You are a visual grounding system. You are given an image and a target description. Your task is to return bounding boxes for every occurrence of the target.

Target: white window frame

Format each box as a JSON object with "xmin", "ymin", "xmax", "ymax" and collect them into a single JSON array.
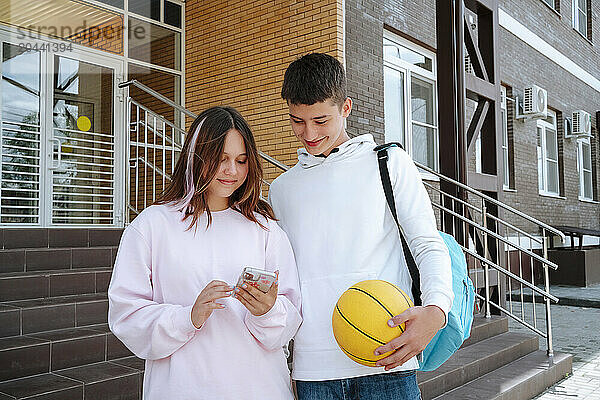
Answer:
[
  {"xmin": 577, "ymin": 137, "xmax": 594, "ymax": 201},
  {"xmin": 537, "ymin": 110, "xmax": 560, "ymax": 196},
  {"xmin": 572, "ymin": 0, "xmax": 589, "ymax": 38},
  {"xmin": 500, "ymin": 86, "xmax": 510, "ymax": 189},
  {"xmin": 542, "ymin": 0, "xmax": 557, "ymax": 10},
  {"xmin": 383, "ymin": 32, "xmax": 439, "ymax": 174}
]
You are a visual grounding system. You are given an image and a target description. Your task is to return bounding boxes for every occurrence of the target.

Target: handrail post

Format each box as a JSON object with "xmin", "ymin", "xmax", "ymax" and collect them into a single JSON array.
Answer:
[
  {"xmin": 125, "ymin": 95, "xmax": 132, "ymax": 224},
  {"xmin": 482, "ymin": 202, "xmax": 491, "ymax": 318},
  {"xmin": 543, "ymin": 233, "xmax": 554, "ymax": 357}
]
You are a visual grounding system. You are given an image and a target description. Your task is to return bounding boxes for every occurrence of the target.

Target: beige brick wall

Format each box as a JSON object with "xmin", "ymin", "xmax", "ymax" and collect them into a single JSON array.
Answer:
[
  {"xmin": 69, "ymin": 15, "xmax": 124, "ymax": 56},
  {"xmin": 185, "ymin": 0, "xmax": 344, "ymax": 184}
]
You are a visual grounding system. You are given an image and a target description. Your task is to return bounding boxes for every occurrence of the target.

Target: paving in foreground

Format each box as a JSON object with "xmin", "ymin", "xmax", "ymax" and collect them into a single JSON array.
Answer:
[{"xmin": 506, "ymin": 288, "xmax": 600, "ymax": 400}]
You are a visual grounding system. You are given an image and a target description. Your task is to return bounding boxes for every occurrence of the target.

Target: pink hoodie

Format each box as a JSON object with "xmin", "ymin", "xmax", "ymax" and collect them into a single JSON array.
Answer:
[{"xmin": 108, "ymin": 204, "xmax": 302, "ymax": 399}]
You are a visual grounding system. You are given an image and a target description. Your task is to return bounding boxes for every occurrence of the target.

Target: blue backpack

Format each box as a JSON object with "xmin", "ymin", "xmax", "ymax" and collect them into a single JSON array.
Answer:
[{"xmin": 375, "ymin": 143, "xmax": 476, "ymax": 371}]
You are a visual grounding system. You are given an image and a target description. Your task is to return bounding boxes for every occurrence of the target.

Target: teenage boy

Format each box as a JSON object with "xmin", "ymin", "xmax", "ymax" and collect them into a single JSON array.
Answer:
[{"xmin": 268, "ymin": 53, "xmax": 453, "ymax": 400}]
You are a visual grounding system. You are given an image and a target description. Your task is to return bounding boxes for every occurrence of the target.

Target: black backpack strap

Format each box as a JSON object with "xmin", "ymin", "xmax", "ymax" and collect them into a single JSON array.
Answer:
[{"xmin": 374, "ymin": 143, "xmax": 422, "ymax": 306}]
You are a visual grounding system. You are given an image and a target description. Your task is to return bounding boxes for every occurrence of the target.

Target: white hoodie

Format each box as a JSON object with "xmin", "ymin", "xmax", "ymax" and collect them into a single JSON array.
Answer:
[{"xmin": 268, "ymin": 134, "xmax": 453, "ymax": 381}]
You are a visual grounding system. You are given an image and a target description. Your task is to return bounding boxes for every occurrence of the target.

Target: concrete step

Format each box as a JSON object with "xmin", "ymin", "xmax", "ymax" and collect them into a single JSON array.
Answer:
[
  {"xmin": 461, "ymin": 315, "xmax": 508, "ymax": 348},
  {"xmin": 0, "ymin": 228, "xmax": 124, "ymax": 250},
  {"xmin": 0, "ymin": 373, "xmax": 83, "ymax": 400},
  {"xmin": 418, "ymin": 332, "xmax": 540, "ymax": 399},
  {"xmin": 0, "ymin": 268, "xmax": 112, "ymax": 302},
  {"xmin": 0, "ymin": 361, "xmax": 142, "ymax": 400},
  {"xmin": 111, "ymin": 355, "xmax": 146, "ymax": 371},
  {"xmin": 432, "ymin": 351, "xmax": 573, "ymax": 400},
  {"xmin": 1, "ymin": 293, "xmax": 108, "ymax": 335},
  {"xmin": 0, "ymin": 324, "xmax": 133, "ymax": 381},
  {"xmin": 0, "ymin": 247, "xmax": 117, "ymax": 274}
]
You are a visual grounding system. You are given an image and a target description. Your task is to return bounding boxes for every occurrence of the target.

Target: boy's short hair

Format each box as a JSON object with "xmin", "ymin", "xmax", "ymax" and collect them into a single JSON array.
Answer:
[{"xmin": 281, "ymin": 53, "xmax": 347, "ymax": 108}]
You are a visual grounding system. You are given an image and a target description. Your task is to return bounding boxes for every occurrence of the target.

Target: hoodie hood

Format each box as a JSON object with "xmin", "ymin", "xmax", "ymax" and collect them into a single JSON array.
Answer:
[{"xmin": 297, "ymin": 134, "xmax": 376, "ymax": 169}]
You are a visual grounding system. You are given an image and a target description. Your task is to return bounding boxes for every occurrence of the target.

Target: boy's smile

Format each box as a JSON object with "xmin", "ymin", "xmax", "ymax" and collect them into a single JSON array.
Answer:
[{"xmin": 288, "ymin": 98, "xmax": 352, "ymax": 156}]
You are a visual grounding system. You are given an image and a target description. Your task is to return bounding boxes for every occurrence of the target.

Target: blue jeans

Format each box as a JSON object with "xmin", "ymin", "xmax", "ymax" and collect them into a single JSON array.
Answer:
[{"xmin": 295, "ymin": 371, "xmax": 421, "ymax": 400}]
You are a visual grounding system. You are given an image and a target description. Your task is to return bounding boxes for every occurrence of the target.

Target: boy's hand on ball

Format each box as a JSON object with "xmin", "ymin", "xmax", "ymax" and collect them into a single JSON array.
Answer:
[
  {"xmin": 234, "ymin": 271, "xmax": 279, "ymax": 316},
  {"xmin": 374, "ymin": 305, "xmax": 445, "ymax": 370}
]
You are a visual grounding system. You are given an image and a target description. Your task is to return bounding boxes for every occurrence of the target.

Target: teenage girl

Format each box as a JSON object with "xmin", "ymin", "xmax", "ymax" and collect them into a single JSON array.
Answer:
[{"xmin": 108, "ymin": 106, "xmax": 302, "ymax": 399}]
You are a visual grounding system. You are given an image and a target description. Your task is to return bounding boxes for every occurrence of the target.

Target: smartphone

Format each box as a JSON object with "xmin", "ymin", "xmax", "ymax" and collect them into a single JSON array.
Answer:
[{"xmin": 236, "ymin": 266, "xmax": 277, "ymax": 293}]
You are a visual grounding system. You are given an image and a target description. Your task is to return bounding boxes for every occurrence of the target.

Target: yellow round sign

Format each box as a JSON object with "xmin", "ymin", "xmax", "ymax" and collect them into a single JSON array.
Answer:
[{"xmin": 77, "ymin": 116, "xmax": 91, "ymax": 132}]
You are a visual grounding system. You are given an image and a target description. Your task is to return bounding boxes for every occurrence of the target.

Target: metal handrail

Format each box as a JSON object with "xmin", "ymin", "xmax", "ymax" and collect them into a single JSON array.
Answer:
[
  {"xmin": 120, "ymin": 79, "xmax": 289, "ymax": 172},
  {"xmin": 423, "ymin": 181, "xmax": 544, "ymax": 245},
  {"xmin": 431, "ymin": 201, "xmax": 559, "ymax": 270},
  {"xmin": 120, "ymin": 79, "xmax": 196, "ymax": 119},
  {"xmin": 132, "ymin": 120, "xmax": 181, "ymax": 151},
  {"xmin": 130, "ymin": 156, "xmax": 172, "ymax": 181},
  {"xmin": 461, "ymin": 243, "xmax": 559, "ymax": 303},
  {"xmin": 416, "ymin": 162, "xmax": 566, "ymax": 242}
]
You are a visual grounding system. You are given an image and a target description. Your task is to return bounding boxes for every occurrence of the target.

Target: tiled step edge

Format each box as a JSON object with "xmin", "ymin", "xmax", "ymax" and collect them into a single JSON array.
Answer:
[
  {"xmin": 0, "ymin": 228, "xmax": 124, "ymax": 250},
  {"xmin": 0, "ymin": 361, "xmax": 140, "ymax": 400},
  {"xmin": 1, "ymin": 293, "xmax": 108, "ymax": 335},
  {"xmin": 418, "ymin": 332, "xmax": 539, "ymax": 400},
  {"xmin": 432, "ymin": 351, "xmax": 572, "ymax": 400},
  {"xmin": 0, "ymin": 268, "xmax": 112, "ymax": 302},
  {"xmin": 0, "ymin": 247, "xmax": 117, "ymax": 274},
  {"xmin": 0, "ymin": 325, "xmax": 133, "ymax": 381}
]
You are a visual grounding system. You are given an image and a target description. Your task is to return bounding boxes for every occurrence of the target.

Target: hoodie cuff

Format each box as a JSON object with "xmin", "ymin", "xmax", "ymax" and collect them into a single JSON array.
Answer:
[
  {"xmin": 177, "ymin": 305, "xmax": 203, "ymax": 334},
  {"xmin": 245, "ymin": 298, "xmax": 285, "ymax": 326},
  {"xmin": 423, "ymin": 295, "xmax": 452, "ymax": 329}
]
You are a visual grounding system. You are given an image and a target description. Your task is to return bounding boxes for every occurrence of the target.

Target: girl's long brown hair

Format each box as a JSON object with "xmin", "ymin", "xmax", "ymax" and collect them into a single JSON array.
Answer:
[{"xmin": 156, "ymin": 106, "xmax": 275, "ymax": 230}]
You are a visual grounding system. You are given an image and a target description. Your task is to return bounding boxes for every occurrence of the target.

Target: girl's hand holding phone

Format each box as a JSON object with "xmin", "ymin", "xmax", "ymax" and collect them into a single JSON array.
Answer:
[
  {"xmin": 191, "ymin": 280, "xmax": 233, "ymax": 328},
  {"xmin": 234, "ymin": 271, "xmax": 279, "ymax": 316}
]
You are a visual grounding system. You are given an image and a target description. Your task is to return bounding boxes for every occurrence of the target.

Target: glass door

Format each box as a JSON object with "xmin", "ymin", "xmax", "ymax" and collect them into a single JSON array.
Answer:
[
  {"xmin": 0, "ymin": 38, "xmax": 45, "ymax": 225},
  {"xmin": 0, "ymin": 29, "xmax": 124, "ymax": 226},
  {"xmin": 49, "ymin": 53, "xmax": 123, "ymax": 225}
]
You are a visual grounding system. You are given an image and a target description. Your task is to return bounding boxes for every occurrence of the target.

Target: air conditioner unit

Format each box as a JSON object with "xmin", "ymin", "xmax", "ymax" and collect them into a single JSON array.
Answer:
[
  {"xmin": 522, "ymin": 85, "xmax": 548, "ymax": 117},
  {"xmin": 572, "ymin": 110, "xmax": 592, "ymax": 136}
]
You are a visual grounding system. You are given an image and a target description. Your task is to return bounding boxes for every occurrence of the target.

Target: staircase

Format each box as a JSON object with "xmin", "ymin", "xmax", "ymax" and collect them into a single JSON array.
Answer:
[
  {"xmin": 418, "ymin": 316, "xmax": 572, "ymax": 399},
  {"xmin": 0, "ymin": 228, "xmax": 146, "ymax": 400},
  {"xmin": 0, "ymin": 230, "xmax": 573, "ymax": 400}
]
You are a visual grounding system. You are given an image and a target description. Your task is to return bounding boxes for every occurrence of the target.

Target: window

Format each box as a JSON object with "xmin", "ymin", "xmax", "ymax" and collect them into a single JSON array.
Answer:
[
  {"xmin": 572, "ymin": 0, "xmax": 592, "ymax": 41},
  {"xmin": 164, "ymin": 1, "xmax": 182, "ymax": 28},
  {"xmin": 129, "ymin": 0, "xmax": 161, "ymax": 20},
  {"xmin": 500, "ymin": 86, "xmax": 510, "ymax": 189},
  {"xmin": 577, "ymin": 137, "xmax": 593, "ymax": 200},
  {"xmin": 93, "ymin": 0, "xmax": 124, "ymax": 8},
  {"xmin": 128, "ymin": 17, "xmax": 182, "ymax": 71},
  {"xmin": 537, "ymin": 110, "xmax": 560, "ymax": 196},
  {"xmin": 542, "ymin": 0, "xmax": 559, "ymax": 12},
  {"xmin": 127, "ymin": 0, "xmax": 183, "ymax": 28},
  {"xmin": 383, "ymin": 33, "xmax": 438, "ymax": 171}
]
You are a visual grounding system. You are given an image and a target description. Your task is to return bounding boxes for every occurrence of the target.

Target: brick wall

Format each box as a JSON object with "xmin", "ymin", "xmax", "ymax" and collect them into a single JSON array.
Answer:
[
  {"xmin": 499, "ymin": 0, "xmax": 600, "ymax": 81},
  {"xmin": 185, "ymin": 0, "xmax": 344, "ymax": 184},
  {"xmin": 498, "ymin": 21, "xmax": 600, "ymax": 231},
  {"xmin": 69, "ymin": 15, "xmax": 124, "ymax": 56},
  {"xmin": 344, "ymin": 0, "xmax": 600, "ymax": 234},
  {"xmin": 345, "ymin": 0, "xmax": 436, "ymax": 143}
]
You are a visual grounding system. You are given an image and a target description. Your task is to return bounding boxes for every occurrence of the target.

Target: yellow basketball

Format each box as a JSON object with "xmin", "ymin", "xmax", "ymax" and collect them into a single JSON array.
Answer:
[{"xmin": 332, "ymin": 280, "xmax": 414, "ymax": 367}]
